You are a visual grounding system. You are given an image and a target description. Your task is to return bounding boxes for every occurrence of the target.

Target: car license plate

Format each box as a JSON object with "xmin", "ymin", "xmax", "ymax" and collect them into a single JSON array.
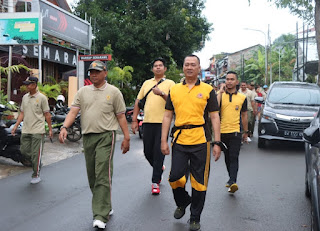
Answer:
[{"xmin": 284, "ymin": 130, "xmax": 303, "ymax": 138}]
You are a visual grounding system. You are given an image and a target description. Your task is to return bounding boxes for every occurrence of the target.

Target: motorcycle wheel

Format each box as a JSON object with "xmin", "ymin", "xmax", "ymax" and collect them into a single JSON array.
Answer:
[
  {"xmin": 66, "ymin": 124, "xmax": 82, "ymax": 142},
  {"xmin": 126, "ymin": 114, "xmax": 132, "ymax": 122}
]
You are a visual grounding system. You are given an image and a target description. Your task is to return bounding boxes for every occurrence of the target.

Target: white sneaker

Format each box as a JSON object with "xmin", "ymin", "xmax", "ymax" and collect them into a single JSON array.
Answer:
[
  {"xmin": 30, "ymin": 177, "xmax": 41, "ymax": 184},
  {"xmin": 109, "ymin": 209, "xmax": 114, "ymax": 216},
  {"xmin": 93, "ymin": 219, "xmax": 106, "ymax": 229},
  {"xmin": 247, "ymin": 137, "xmax": 252, "ymax": 142}
]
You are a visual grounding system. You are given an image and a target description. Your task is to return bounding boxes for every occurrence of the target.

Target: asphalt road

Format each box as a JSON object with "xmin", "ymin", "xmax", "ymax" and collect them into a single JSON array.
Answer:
[{"xmin": 0, "ymin": 133, "xmax": 311, "ymax": 231}]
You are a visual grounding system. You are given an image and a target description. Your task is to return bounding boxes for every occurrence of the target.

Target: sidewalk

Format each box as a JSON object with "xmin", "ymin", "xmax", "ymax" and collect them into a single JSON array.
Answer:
[{"xmin": 0, "ymin": 124, "xmax": 129, "ymax": 179}]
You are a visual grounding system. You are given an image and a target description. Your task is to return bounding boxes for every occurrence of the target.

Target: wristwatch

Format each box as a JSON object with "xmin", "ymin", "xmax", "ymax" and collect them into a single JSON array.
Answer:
[
  {"xmin": 161, "ymin": 91, "xmax": 165, "ymax": 96},
  {"xmin": 212, "ymin": 141, "xmax": 227, "ymax": 151},
  {"xmin": 61, "ymin": 126, "xmax": 68, "ymax": 130},
  {"xmin": 213, "ymin": 141, "xmax": 222, "ymax": 146},
  {"xmin": 244, "ymin": 130, "xmax": 249, "ymax": 134}
]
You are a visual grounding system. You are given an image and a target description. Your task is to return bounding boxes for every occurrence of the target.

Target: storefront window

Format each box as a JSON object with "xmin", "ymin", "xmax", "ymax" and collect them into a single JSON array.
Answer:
[{"xmin": 0, "ymin": 0, "xmax": 39, "ymax": 13}]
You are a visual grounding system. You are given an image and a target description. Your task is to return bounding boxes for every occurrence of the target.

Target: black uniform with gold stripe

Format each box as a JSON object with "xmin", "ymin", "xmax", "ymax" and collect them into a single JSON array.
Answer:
[{"xmin": 165, "ymin": 79, "xmax": 219, "ymax": 222}]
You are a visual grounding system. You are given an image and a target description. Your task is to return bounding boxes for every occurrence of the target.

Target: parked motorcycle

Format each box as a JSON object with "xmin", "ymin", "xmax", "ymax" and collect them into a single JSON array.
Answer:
[
  {"xmin": 137, "ymin": 110, "xmax": 144, "ymax": 139},
  {"xmin": 66, "ymin": 113, "xmax": 81, "ymax": 142},
  {"xmin": 0, "ymin": 103, "xmax": 31, "ymax": 166},
  {"xmin": 46, "ymin": 110, "xmax": 82, "ymax": 142},
  {"xmin": 125, "ymin": 106, "xmax": 134, "ymax": 122}
]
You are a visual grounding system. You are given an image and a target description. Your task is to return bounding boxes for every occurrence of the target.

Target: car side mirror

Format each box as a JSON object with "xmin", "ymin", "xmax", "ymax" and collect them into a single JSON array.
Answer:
[
  {"xmin": 255, "ymin": 96, "xmax": 264, "ymax": 104},
  {"xmin": 303, "ymin": 126, "xmax": 320, "ymax": 145}
]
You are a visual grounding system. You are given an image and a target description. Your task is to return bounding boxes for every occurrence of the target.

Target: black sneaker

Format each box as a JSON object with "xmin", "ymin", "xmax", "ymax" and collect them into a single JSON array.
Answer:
[
  {"xmin": 189, "ymin": 220, "xmax": 201, "ymax": 231},
  {"xmin": 174, "ymin": 200, "xmax": 191, "ymax": 219}
]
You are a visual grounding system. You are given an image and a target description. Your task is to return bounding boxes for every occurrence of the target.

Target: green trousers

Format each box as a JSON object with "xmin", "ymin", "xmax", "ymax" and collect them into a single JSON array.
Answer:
[
  {"xmin": 20, "ymin": 133, "xmax": 45, "ymax": 178},
  {"xmin": 247, "ymin": 110, "xmax": 255, "ymax": 135},
  {"xmin": 83, "ymin": 131, "xmax": 116, "ymax": 223}
]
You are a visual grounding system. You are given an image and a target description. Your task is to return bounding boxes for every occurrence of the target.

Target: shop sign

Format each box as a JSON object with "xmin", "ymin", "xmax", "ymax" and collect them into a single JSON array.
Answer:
[
  {"xmin": 40, "ymin": 0, "xmax": 91, "ymax": 50},
  {"xmin": 79, "ymin": 54, "xmax": 112, "ymax": 61},
  {"xmin": 0, "ymin": 12, "xmax": 41, "ymax": 45},
  {"xmin": 22, "ymin": 42, "xmax": 77, "ymax": 67}
]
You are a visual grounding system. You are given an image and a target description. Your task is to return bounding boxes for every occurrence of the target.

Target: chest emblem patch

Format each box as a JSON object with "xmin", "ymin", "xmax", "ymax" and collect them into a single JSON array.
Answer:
[
  {"xmin": 197, "ymin": 93, "xmax": 203, "ymax": 99},
  {"xmin": 235, "ymin": 105, "xmax": 239, "ymax": 110},
  {"xmin": 106, "ymin": 95, "xmax": 111, "ymax": 100}
]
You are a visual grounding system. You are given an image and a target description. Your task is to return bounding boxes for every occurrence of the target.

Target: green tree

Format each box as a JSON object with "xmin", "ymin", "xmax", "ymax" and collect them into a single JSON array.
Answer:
[
  {"xmin": 74, "ymin": 0, "xmax": 212, "ymax": 85},
  {"xmin": 262, "ymin": 0, "xmax": 320, "ymax": 85},
  {"xmin": 0, "ymin": 64, "xmax": 29, "ymax": 91},
  {"xmin": 269, "ymin": 34, "xmax": 296, "ymax": 81},
  {"xmin": 236, "ymin": 34, "xmax": 296, "ymax": 85},
  {"xmin": 108, "ymin": 66, "xmax": 134, "ymax": 88},
  {"xmin": 241, "ymin": 48, "xmax": 266, "ymax": 85}
]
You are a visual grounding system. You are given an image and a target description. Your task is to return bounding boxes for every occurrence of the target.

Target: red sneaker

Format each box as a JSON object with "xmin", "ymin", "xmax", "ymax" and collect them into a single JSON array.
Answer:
[{"xmin": 152, "ymin": 183, "xmax": 160, "ymax": 195}]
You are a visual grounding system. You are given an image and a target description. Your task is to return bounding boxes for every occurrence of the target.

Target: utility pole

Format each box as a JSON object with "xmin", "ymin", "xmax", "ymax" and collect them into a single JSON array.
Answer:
[
  {"xmin": 7, "ymin": 0, "xmax": 13, "ymax": 101},
  {"xmin": 279, "ymin": 47, "xmax": 281, "ymax": 81},
  {"xmin": 302, "ymin": 23, "xmax": 305, "ymax": 82},
  {"xmin": 296, "ymin": 22, "xmax": 299, "ymax": 81},
  {"xmin": 268, "ymin": 24, "xmax": 272, "ymax": 85}
]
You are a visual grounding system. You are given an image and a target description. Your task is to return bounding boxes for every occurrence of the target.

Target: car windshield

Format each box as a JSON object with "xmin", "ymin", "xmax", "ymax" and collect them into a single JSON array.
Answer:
[{"xmin": 268, "ymin": 85, "xmax": 320, "ymax": 106}]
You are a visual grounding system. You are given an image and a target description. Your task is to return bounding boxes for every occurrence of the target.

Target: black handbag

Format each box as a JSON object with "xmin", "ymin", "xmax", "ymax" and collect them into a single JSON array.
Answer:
[{"xmin": 138, "ymin": 79, "xmax": 164, "ymax": 110}]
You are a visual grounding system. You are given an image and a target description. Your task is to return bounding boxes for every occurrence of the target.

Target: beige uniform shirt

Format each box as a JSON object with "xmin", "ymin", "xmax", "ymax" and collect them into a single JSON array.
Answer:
[
  {"xmin": 137, "ymin": 78, "xmax": 175, "ymax": 123},
  {"xmin": 72, "ymin": 82, "xmax": 126, "ymax": 134},
  {"xmin": 239, "ymin": 89, "xmax": 254, "ymax": 111},
  {"xmin": 21, "ymin": 91, "xmax": 50, "ymax": 134}
]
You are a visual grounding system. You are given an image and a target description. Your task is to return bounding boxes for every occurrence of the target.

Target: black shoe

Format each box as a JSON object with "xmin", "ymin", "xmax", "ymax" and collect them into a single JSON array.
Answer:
[
  {"xmin": 189, "ymin": 220, "xmax": 201, "ymax": 231},
  {"xmin": 174, "ymin": 200, "xmax": 191, "ymax": 219}
]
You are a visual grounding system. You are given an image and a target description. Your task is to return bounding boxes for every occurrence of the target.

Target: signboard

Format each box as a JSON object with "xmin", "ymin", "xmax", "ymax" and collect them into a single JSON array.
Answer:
[
  {"xmin": 40, "ymin": 0, "xmax": 92, "ymax": 50},
  {"xmin": 0, "ymin": 12, "xmax": 41, "ymax": 45},
  {"xmin": 22, "ymin": 42, "xmax": 77, "ymax": 67},
  {"xmin": 79, "ymin": 54, "xmax": 112, "ymax": 61}
]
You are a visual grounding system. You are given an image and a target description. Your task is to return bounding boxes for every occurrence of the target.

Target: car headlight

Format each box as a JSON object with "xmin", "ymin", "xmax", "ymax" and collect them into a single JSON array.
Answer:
[{"xmin": 262, "ymin": 110, "xmax": 276, "ymax": 121}]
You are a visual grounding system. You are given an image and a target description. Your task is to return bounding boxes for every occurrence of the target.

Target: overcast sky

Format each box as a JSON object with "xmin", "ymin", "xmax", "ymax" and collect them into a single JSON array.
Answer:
[
  {"xmin": 194, "ymin": 0, "xmax": 306, "ymax": 67},
  {"xmin": 67, "ymin": 0, "xmax": 304, "ymax": 67}
]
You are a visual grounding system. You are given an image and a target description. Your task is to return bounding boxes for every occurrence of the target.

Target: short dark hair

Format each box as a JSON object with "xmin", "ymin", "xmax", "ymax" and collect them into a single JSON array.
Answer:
[
  {"xmin": 152, "ymin": 57, "xmax": 166, "ymax": 67},
  {"xmin": 241, "ymin": 81, "xmax": 247, "ymax": 84},
  {"xmin": 184, "ymin": 54, "xmax": 200, "ymax": 65},
  {"xmin": 226, "ymin": 71, "xmax": 238, "ymax": 79}
]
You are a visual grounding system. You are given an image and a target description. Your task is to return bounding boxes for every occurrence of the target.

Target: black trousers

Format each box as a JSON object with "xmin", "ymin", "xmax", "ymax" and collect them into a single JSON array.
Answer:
[
  {"xmin": 143, "ymin": 123, "xmax": 165, "ymax": 183},
  {"xmin": 221, "ymin": 132, "xmax": 242, "ymax": 184},
  {"xmin": 169, "ymin": 142, "xmax": 211, "ymax": 222}
]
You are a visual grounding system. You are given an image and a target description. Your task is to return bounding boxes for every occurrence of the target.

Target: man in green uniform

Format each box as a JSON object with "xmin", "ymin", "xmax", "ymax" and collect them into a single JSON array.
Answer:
[
  {"xmin": 11, "ymin": 76, "xmax": 53, "ymax": 184},
  {"xmin": 59, "ymin": 60, "xmax": 130, "ymax": 229},
  {"xmin": 239, "ymin": 81, "xmax": 256, "ymax": 139},
  {"xmin": 161, "ymin": 55, "xmax": 222, "ymax": 231}
]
